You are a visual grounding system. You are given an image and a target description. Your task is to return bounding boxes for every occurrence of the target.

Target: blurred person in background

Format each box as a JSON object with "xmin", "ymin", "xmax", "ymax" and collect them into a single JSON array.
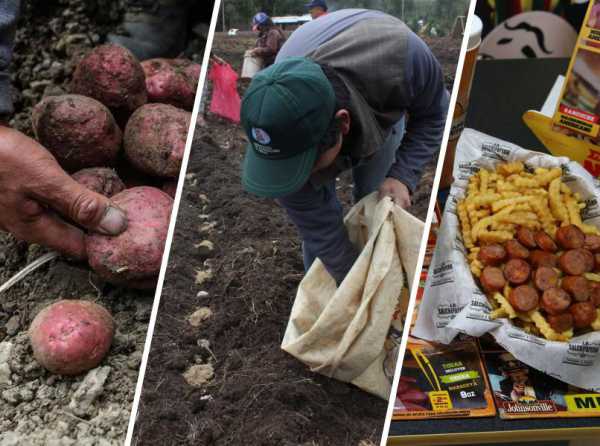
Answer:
[
  {"xmin": 306, "ymin": 0, "xmax": 328, "ymax": 20},
  {"xmin": 250, "ymin": 12, "xmax": 286, "ymax": 68}
]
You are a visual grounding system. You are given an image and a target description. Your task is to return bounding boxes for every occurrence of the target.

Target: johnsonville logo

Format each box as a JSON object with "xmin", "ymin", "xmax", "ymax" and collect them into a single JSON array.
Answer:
[
  {"xmin": 568, "ymin": 342, "xmax": 599, "ymax": 354},
  {"xmin": 481, "ymin": 143, "xmax": 510, "ymax": 159},
  {"xmin": 502, "ymin": 400, "xmax": 556, "ymax": 414},
  {"xmin": 437, "ymin": 304, "xmax": 462, "ymax": 315},
  {"xmin": 458, "ymin": 163, "xmax": 480, "ymax": 174},
  {"xmin": 433, "ymin": 263, "xmax": 453, "ymax": 275}
]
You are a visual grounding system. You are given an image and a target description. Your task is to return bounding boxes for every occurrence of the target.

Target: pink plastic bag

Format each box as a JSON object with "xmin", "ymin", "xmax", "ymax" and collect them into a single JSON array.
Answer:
[{"xmin": 209, "ymin": 62, "xmax": 241, "ymax": 123}]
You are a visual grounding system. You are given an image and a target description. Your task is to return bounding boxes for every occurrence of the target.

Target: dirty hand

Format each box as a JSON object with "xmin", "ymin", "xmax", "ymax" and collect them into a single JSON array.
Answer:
[
  {"xmin": 0, "ymin": 126, "xmax": 127, "ymax": 259},
  {"xmin": 378, "ymin": 177, "xmax": 411, "ymax": 208}
]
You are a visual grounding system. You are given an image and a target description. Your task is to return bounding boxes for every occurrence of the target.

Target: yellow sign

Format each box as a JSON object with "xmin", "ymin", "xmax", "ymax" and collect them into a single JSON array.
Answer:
[
  {"xmin": 429, "ymin": 391, "xmax": 453, "ymax": 412},
  {"xmin": 565, "ymin": 394, "xmax": 600, "ymax": 413}
]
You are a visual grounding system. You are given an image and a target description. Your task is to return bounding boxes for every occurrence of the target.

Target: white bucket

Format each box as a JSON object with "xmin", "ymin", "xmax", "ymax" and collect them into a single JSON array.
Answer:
[{"xmin": 241, "ymin": 50, "xmax": 263, "ymax": 79}]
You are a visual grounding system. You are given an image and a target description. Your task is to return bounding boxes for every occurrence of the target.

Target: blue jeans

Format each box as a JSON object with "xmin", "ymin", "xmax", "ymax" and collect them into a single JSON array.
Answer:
[{"xmin": 302, "ymin": 117, "xmax": 406, "ymax": 270}]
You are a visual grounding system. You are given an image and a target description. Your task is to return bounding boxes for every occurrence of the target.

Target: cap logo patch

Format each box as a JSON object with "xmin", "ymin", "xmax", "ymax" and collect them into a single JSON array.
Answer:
[
  {"xmin": 253, "ymin": 143, "xmax": 280, "ymax": 156},
  {"xmin": 252, "ymin": 127, "xmax": 271, "ymax": 145}
]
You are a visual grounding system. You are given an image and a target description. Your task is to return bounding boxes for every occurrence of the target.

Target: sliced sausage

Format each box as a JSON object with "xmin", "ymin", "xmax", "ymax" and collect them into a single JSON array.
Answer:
[
  {"xmin": 547, "ymin": 313, "xmax": 574, "ymax": 333},
  {"xmin": 505, "ymin": 239, "xmax": 530, "ymax": 260},
  {"xmin": 509, "ymin": 285, "xmax": 539, "ymax": 312},
  {"xmin": 503, "ymin": 259, "xmax": 531, "ymax": 285},
  {"xmin": 559, "ymin": 250, "xmax": 591, "ymax": 276},
  {"xmin": 480, "ymin": 266, "xmax": 506, "ymax": 293},
  {"xmin": 580, "ymin": 249, "xmax": 595, "ymax": 273},
  {"xmin": 541, "ymin": 287, "xmax": 571, "ymax": 315},
  {"xmin": 530, "ymin": 250, "xmax": 558, "ymax": 268},
  {"xmin": 569, "ymin": 301, "xmax": 597, "ymax": 328},
  {"xmin": 517, "ymin": 226, "xmax": 537, "ymax": 249},
  {"xmin": 534, "ymin": 231, "xmax": 558, "ymax": 253},
  {"xmin": 477, "ymin": 244, "xmax": 506, "ymax": 266},
  {"xmin": 561, "ymin": 276, "xmax": 590, "ymax": 302},
  {"xmin": 533, "ymin": 266, "xmax": 558, "ymax": 291},
  {"xmin": 585, "ymin": 234, "xmax": 600, "ymax": 253},
  {"xmin": 590, "ymin": 282, "xmax": 600, "ymax": 307},
  {"xmin": 556, "ymin": 225, "xmax": 585, "ymax": 250}
]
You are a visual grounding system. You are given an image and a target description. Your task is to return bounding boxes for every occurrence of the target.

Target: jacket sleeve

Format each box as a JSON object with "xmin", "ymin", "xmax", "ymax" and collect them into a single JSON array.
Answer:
[
  {"xmin": 253, "ymin": 29, "xmax": 280, "ymax": 58},
  {"xmin": 386, "ymin": 32, "xmax": 449, "ymax": 192},
  {"xmin": 0, "ymin": 0, "xmax": 19, "ymax": 118},
  {"xmin": 278, "ymin": 180, "xmax": 359, "ymax": 285}
]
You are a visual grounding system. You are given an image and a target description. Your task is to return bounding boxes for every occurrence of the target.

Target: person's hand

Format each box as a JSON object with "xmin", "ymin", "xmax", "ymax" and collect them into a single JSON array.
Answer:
[
  {"xmin": 378, "ymin": 177, "xmax": 411, "ymax": 208},
  {"xmin": 0, "ymin": 126, "xmax": 127, "ymax": 259}
]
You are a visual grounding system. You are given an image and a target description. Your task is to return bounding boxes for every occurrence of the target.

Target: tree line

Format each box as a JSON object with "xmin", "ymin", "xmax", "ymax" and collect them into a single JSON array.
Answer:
[{"xmin": 220, "ymin": 0, "xmax": 469, "ymax": 36}]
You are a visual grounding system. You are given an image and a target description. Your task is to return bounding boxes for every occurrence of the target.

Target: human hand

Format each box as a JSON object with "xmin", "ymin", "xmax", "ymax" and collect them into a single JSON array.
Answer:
[
  {"xmin": 378, "ymin": 177, "xmax": 411, "ymax": 209},
  {"xmin": 0, "ymin": 126, "xmax": 127, "ymax": 259}
]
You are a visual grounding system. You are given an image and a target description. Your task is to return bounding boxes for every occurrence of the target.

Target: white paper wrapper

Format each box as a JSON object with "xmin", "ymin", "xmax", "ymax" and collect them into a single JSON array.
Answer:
[{"xmin": 413, "ymin": 128, "xmax": 600, "ymax": 392}]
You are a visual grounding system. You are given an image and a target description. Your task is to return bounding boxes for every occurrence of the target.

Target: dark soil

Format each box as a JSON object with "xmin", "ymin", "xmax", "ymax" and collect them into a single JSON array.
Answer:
[
  {"xmin": 0, "ymin": 1, "xmax": 211, "ymax": 444},
  {"xmin": 133, "ymin": 30, "xmax": 460, "ymax": 445}
]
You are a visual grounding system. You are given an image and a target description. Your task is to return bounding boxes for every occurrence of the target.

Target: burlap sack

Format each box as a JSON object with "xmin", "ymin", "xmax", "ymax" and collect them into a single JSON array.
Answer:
[{"xmin": 281, "ymin": 192, "xmax": 424, "ymax": 399}]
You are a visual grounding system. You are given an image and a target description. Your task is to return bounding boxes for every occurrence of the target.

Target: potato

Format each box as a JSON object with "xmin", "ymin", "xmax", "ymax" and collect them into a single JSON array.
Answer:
[
  {"xmin": 72, "ymin": 167, "xmax": 125, "ymax": 197},
  {"xmin": 32, "ymin": 94, "xmax": 122, "ymax": 171},
  {"xmin": 141, "ymin": 58, "xmax": 201, "ymax": 111},
  {"xmin": 29, "ymin": 300, "xmax": 114, "ymax": 375},
  {"xmin": 161, "ymin": 179, "xmax": 177, "ymax": 198},
  {"xmin": 124, "ymin": 103, "xmax": 191, "ymax": 178},
  {"xmin": 86, "ymin": 186, "xmax": 173, "ymax": 289},
  {"xmin": 70, "ymin": 44, "xmax": 147, "ymax": 119}
]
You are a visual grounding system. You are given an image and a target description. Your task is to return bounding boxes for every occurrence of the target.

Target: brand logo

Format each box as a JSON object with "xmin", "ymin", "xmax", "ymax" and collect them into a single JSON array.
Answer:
[{"xmin": 252, "ymin": 127, "xmax": 271, "ymax": 145}]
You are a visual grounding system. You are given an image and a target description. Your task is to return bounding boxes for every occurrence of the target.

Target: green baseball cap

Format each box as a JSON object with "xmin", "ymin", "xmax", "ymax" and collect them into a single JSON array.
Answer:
[{"xmin": 241, "ymin": 57, "xmax": 336, "ymax": 198}]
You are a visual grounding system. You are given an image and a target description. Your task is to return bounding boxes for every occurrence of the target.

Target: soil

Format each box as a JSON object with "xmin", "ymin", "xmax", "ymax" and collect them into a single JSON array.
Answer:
[
  {"xmin": 133, "ymin": 31, "xmax": 461, "ymax": 446},
  {"xmin": 0, "ymin": 1, "xmax": 210, "ymax": 445}
]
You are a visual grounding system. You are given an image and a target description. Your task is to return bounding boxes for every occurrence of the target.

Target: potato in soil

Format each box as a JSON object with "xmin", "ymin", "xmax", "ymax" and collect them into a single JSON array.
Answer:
[
  {"xmin": 70, "ymin": 43, "xmax": 147, "ymax": 118},
  {"xmin": 73, "ymin": 167, "xmax": 125, "ymax": 197},
  {"xmin": 86, "ymin": 186, "xmax": 173, "ymax": 289},
  {"xmin": 32, "ymin": 94, "xmax": 122, "ymax": 171},
  {"xmin": 142, "ymin": 58, "xmax": 201, "ymax": 111},
  {"xmin": 29, "ymin": 300, "xmax": 114, "ymax": 375},
  {"xmin": 124, "ymin": 103, "xmax": 191, "ymax": 178}
]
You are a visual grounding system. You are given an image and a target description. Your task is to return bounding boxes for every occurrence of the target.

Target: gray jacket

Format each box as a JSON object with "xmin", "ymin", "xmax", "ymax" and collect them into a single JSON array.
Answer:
[{"xmin": 276, "ymin": 9, "xmax": 449, "ymax": 283}]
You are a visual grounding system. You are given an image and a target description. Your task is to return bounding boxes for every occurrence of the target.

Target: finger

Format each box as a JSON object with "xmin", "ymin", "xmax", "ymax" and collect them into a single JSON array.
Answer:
[
  {"xmin": 14, "ymin": 212, "xmax": 87, "ymax": 259},
  {"xmin": 27, "ymin": 165, "xmax": 127, "ymax": 235}
]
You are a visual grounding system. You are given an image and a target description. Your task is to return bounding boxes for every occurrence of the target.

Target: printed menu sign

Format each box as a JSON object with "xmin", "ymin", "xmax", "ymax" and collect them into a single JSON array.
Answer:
[
  {"xmin": 393, "ymin": 337, "xmax": 496, "ymax": 420},
  {"xmin": 554, "ymin": 1, "xmax": 600, "ymax": 139}
]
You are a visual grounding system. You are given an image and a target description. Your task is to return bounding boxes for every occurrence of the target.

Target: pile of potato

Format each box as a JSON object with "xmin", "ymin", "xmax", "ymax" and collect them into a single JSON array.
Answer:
[{"xmin": 27, "ymin": 44, "xmax": 200, "ymax": 375}]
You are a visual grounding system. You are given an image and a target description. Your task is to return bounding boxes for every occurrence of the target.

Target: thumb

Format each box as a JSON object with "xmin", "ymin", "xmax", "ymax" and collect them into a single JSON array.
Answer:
[{"xmin": 32, "ymin": 172, "xmax": 128, "ymax": 236}]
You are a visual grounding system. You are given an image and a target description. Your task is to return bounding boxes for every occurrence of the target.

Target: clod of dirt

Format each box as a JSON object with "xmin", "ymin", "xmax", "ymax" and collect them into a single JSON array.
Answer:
[
  {"xmin": 183, "ymin": 363, "xmax": 214, "ymax": 387},
  {"xmin": 5, "ymin": 315, "xmax": 20, "ymax": 336},
  {"xmin": 198, "ymin": 221, "xmax": 217, "ymax": 235},
  {"xmin": 0, "ymin": 341, "xmax": 13, "ymax": 385},
  {"xmin": 188, "ymin": 307, "xmax": 213, "ymax": 327},
  {"xmin": 195, "ymin": 269, "xmax": 213, "ymax": 285},
  {"xmin": 195, "ymin": 240, "xmax": 214, "ymax": 258},
  {"xmin": 68, "ymin": 366, "xmax": 111, "ymax": 417}
]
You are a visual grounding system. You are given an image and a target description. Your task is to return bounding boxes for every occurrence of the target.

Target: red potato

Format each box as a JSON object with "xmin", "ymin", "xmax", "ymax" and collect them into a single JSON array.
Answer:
[
  {"xmin": 72, "ymin": 167, "xmax": 125, "ymax": 198},
  {"xmin": 141, "ymin": 58, "xmax": 201, "ymax": 111},
  {"xmin": 70, "ymin": 44, "xmax": 147, "ymax": 119},
  {"xmin": 124, "ymin": 103, "xmax": 191, "ymax": 178},
  {"xmin": 29, "ymin": 300, "xmax": 114, "ymax": 375},
  {"xmin": 86, "ymin": 186, "xmax": 173, "ymax": 289},
  {"xmin": 31, "ymin": 94, "xmax": 122, "ymax": 171}
]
